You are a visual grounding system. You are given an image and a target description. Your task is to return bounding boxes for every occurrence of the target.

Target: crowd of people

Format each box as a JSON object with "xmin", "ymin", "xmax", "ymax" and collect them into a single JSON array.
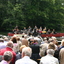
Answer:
[
  {"xmin": 0, "ymin": 26, "xmax": 63, "ymax": 64},
  {"xmin": 12, "ymin": 26, "xmax": 57, "ymax": 36}
]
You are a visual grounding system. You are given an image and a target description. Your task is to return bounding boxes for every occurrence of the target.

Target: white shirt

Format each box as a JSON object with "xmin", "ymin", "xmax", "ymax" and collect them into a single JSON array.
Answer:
[
  {"xmin": 15, "ymin": 56, "xmax": 37, "ymax": 64},
  {"xmin": 40, "ymin": 54, "xmax": 59, "ymax": 64}
]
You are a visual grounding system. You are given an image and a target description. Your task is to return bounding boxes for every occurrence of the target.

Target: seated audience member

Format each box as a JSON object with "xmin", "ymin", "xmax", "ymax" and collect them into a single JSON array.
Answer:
[
  {"xmin": 15, "ymin": 45, "xmax": 26, "ymax": 61},
  {"xmin": 51, "ymin": 29, "xmax": 57, "ymax": 34},
  {"xmin": 15, "ymin": 47, "xmax": 37, "ymax": 64},
  {"xmin": 42, "ymin": 27, "xmax": 47, "ymax": 34},
  {"xmin": 40, "ymin": 49, "xmax": 59, "ymax": 64},
  {"xmin": 0, "ymin": 41, "xmax": 16, "ymax": 64},
  {"xmin": 0, "ymin": 51, "xmax": 13, "ymax": 64},
  {"xmin": 46, "ymin": 29, "xmax": 51, "ymax": 34},
  {"xmin": 42, "ymin": 30, "xmax": 46, "ymax": 34},
  {"xmin": 12, "ymin": 26, "xmax": 20, "ymax": 34},
  {"xmin": 39, "ymin": 26, "xmax": 42, "ymax": 31},
  {"xmin": 23, "ymin": 27, "xmax": 27, "ymax": 34}
]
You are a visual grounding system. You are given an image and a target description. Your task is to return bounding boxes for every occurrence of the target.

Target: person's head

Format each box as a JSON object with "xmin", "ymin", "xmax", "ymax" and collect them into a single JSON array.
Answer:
[
  {"xmin": 11, "ymin": 36, "xmax": 17, "ymax": 43},
  {"xmin": 7, "ymin": 41, "xmax": 13, "ymax": 48},
  {"xmin": 51, "ymin": 36, "xmax": 58, "ymax": 45},
  {"xmin": 22, "ymin": 47, "xmax": 32, "ymax": 58},
  {"xmin": 39, "ymin": 50, "xmax": 45, "ymax": 57},
  {"xmin": 24, "ymin": 27, "xmax": 26, "ymax": 29},
  {"xmin": 48, "ymin": 43, "xmax": 55, "ymax": 50},
  {"xmin": 20, "ymin": 45, "xmax": 26, "ymax": 53},
  {"xmin": 0, "ymin": 38, "xmax": 4, "ymax": 42},
  {"xmin": 22, "ymin": 35, "xmax": 24, "ymax": 38},
  {"xmin": 4, "ymin": 37, "xmax": 8, "ymax": 41},
  {"xmin": 47, "ymin": 49, "xmax": 55, "ymax": 56},
  {"xmin": 3, "ymin": 51, "xmax": 13, "ymax": 62},
  {"xmin": 21, "ymin": 38, "xmax": 29, "ymax": 46},
  {"xmin": 51, "ymin": 36, "xmax": 56, "ymax": 40},
  {"xmin": 16, "ymin": 37, "xmax": 20, "ymax": 41},
  {"xmin": 48, "ymin": 38, "xmax": 53, "ymax": 43},
  {"xmin": 61, "ymin": 39, "xmax": 64, "ymax": 46}
]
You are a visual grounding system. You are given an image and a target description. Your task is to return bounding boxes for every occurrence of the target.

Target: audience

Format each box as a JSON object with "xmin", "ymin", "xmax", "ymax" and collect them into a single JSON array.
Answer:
[{"xmin": 0, "ymin": 26, "xmax": 63, "ymax": 64}]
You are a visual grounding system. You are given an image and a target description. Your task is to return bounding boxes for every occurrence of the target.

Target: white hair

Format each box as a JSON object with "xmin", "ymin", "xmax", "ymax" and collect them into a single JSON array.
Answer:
[
  {"xmin": 52, "ymin": 36, "xmax": 56, "ymax": 40},
  {"xmin": 22, "ymin": 47, "xmax": 32, "ymax": 57},
  {"xmin": 47, "ymin": 49, "xmax": 55, "ymax": 55}
]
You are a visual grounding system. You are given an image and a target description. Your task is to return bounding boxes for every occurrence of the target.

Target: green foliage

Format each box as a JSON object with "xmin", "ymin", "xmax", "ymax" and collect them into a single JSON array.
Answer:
[{"xmin": 0, "ymin": 0, "xmax": 64, "ymax": 32}]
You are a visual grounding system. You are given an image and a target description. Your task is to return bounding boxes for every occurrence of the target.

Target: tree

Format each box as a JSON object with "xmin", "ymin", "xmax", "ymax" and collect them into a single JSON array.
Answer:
[{"xmin": 0, "ymin": 0, "xmax": 64, "ymax": 32}]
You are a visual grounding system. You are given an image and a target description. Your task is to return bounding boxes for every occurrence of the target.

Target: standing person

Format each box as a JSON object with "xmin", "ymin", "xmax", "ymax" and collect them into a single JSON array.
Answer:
[
  {"xmin": 0, "ymin": 38, "xmax": 6, "ymax": 49},
  {"xmin": 15, "ymin": 45, "xmax": 26, "ymax": 61},
  {"xmin": 10, "ymin": 36, "xmax": 19, "ymax": 53},
  {"xmin": 59, "ymin": 48, "xmax": 64, "ymax": 64},
  {"xmin": 0, "ymin": 41, "xmax": 16, "ymax": 64},
  {"xmin": 21, "ymin": 36, "xmax": 29, "ymax": 47},
  {"xmin": 59, "ymin": 39, "xmax": 64, "ymax": 51},
  {"xmin": 48, "ymin": 42, "xmax": 59, "ymax": 59},
  {"xmin": 40, "ymin": 49, "xmax": 59, "ymax": 64},
  {"xmin": 0, "ymin": 51, "xmax": 13, "ymax": 64},
  {"xmin": 15, "ymin": 47, "xmax": 37, "ymax": 64}
]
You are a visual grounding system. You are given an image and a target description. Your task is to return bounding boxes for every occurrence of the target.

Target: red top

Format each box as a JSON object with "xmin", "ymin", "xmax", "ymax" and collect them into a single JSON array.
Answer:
[{"xmin": 0, "ymin": 47, "xmax": 16, "ymax": 64}]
